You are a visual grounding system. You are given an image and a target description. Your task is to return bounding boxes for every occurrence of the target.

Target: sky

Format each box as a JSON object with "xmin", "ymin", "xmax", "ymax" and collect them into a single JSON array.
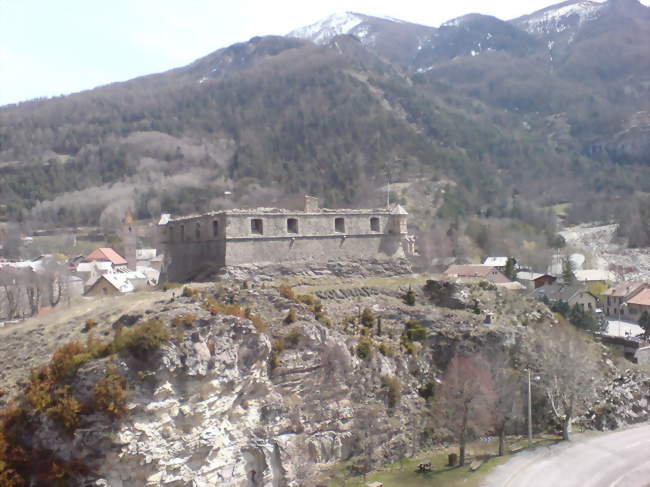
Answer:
[{"xmin": 0, "ymin": 0, "xmax": 623, "ymax": 106}]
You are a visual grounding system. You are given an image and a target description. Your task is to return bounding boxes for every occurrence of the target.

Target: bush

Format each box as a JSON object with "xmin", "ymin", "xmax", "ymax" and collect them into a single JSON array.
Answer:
[
  {"xmin": 182, "ymin": 286, "xmax": 200, "ymax": 299},
  {"xmin": 50, "ymin": 342, "xmax": 92, "ymax": 380},
  {"xmin": 171, "ymin": 313, "xmax": 197, "ymax": 328},
  {"xmin": 381, "ymin": 375, "xmax": 401, "ymax": 408},
  {"xmin": 284, "ymin": 308, "xmax": 297, "ymax": 324},
  {"xmin": 360, "ymin": 308, "xmax": 375, "ymax": 328},
  {"xmin": 356, "ymin": 337, "xmax": 373, "ymax": 359},
  {"xmin": 279, "ymin": 283, "xmax": 295, "ymax": 300},
  {"xmin": 46, "ymin": 386, "xmax": 82, "ymax": 433},
  {"xmin": 116, "ymin": 318, "xmax": 171, "ymax": 358},
  {"xmin": 402, "ymin": 287, "xmax": 416, "ymax": 306},
  {"xmin": 418, "ymin": 380, "xmax": 436, "ymax": 401},
  {"xmin": 83, "ymin": 319, "xmax": 97, "ymax": 332},
  {"xmin": 296, "ymin": 294, "xmax": 317, "ymax": 306},
  {"xmin": 404, "ymin": 319, "xmax": 427, "ymax": 342},
  {"xmin": 93, "ymin": 366, "xmax": 128, "ymax": 420}
]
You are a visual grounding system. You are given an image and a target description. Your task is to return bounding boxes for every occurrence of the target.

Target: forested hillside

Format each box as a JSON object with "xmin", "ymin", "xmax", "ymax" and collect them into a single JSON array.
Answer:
[{"xmin": 0, "ymin": 0, "xmax": 649, "ymax": 250}]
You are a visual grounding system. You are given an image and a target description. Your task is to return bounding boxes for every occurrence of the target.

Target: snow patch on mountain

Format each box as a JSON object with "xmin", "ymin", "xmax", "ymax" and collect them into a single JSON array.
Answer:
[
  {"xmin": 288, "ymin": 12, "xmax": 365, "ymax": 44},
  {"xmin": 517, "ymin": 0, "xmax": 608, "ymax": 36}
]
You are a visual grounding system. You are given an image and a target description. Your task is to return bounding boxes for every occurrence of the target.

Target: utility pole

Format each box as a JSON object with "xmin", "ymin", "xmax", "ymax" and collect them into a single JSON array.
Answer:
[{"xmin": 528, "ymin": 369, "xmax": 533, "ymax": 446}]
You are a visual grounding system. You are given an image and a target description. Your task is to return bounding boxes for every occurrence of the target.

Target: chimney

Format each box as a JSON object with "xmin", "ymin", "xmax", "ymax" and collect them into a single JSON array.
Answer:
[{"xmin": 304, "ymin": 195, "xmax": 319, "ymax": 212}]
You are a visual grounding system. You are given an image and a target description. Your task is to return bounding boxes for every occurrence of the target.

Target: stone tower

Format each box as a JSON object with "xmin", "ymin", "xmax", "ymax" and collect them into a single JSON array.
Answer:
[
  {"xmin": 388, "ymin": 204, "xmax": 408, "ymax": 235},
  {"xmin": 122, "ymin": 208, "xmax": 137, "ymax": 271}
]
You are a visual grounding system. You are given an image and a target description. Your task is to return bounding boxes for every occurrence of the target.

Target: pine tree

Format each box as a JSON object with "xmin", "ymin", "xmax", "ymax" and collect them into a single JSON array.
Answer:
[
  {"xmin": 504, "ymin": 257, "xmax": 517, "ymax": 281},
  {"xmin": 561, "ymin": 258, "xmax": 576, "ymax": 285}
]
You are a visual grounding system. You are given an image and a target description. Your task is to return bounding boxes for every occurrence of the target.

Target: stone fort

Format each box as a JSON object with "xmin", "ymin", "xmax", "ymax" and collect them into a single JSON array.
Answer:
[{"xmin": 159, "ymin": 195, "xmax": 413, "ymax": 282}]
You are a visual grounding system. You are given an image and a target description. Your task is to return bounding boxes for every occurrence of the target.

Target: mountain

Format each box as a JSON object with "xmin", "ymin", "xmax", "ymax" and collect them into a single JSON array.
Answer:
[
  {"xmin": 1, "ymin": 0, "xmax": 650, "ymax": 233},
  {"xmin": 288, "ymin": 12, "xmax": 435, "ymax": 65},
  {"xmin": 413, "ymin": 14, "xmax": 542, "ymax": 70}
]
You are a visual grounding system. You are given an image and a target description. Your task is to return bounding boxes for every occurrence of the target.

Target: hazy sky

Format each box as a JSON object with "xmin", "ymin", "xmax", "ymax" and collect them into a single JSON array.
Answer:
[{"xmin": 0, "ymin": 0, "xmax": 606, "ymax": 106}]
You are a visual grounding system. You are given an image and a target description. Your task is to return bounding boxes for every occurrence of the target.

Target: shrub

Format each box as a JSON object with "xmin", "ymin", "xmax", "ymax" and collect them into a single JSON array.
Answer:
[
  {"xmin": 171, "ymin": 313, "xmax": 197, "ymax": 328},
  {"xmin": 404, "ymin": 319, "xmax": 427, "ymax": 342},
  {"xmin": 182, "ymin": 286, "xmax": 200, "ymax": 299},
  {"xmin": 360, "ymin": 308, "xmax": 375, "ymax": 328},
  {"xmin": 269, "ymin": 339, "xmax": 285, "ymax": 371},
  {"xmin": 46, "ymin": 386, "xmax": 82, "ymax": 433},
  {"xmin": 279, "ymin": 283, "xmax": 295, "ymax": 300},
  {"xmin": 50, "ymin": 342, "xmax": 92, "ymax": 380},
  {"xmin": 402, "ymin": 287, "xmax": 416, "ymax": 306},
  {"xmin": 418, "ymin": 380, "xmax": 437, "ymax": 401},
  {"xmin": 25, "ymin": 367, "xmax": 54, "ymax": 412},
  {"xmin": 116, "ymin": 318, "xmax": 171, "ymax": 358},
  {"xmin": 296, "ymin": 294, "xmax": 317, "ymax": 306},
  {"xmin": 381, "ymin": 375, "xmax": 401, "ymax": 408},
  {"xmin": 93, "ymin": 366, "xmax": 128, "ymax": 420},
  {"xmin": 356, "ymin": 337, "xmax": 373, "ymax": 359},
  {"xmin": 83, "ymin": 319, "xmax": 97, "ymax": 332},
  {"xmin": 284, "ymin": 308, "xmax": 297, "ymax": 325}
]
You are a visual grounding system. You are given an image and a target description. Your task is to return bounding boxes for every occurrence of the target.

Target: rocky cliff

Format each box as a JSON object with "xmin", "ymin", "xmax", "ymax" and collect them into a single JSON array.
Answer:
[{"xmin": 1, "ymin": 261, "xmax": 648, "ymax": 486}]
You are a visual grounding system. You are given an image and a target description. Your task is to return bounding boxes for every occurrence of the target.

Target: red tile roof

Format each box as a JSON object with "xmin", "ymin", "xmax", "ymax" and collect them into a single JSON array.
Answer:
[
  {"xmin": 82, "ymin": 248, "xmax": 127, "ymax": 266},
  {"xmin": 627, "ymin": 288, "xmax": 650, "ymax": 307}
]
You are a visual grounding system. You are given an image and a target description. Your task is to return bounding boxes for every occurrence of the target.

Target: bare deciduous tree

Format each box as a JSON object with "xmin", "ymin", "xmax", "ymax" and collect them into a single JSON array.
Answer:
[
  {"xmin": 490, "ymin": 352, "xmax": 524, "ymax": 456},
  {"xmin": 533, "ymin": 319, "xmax": 600, "ymax": 440},
  {"xmin": 436, "ymin": 353, "xmax": 496, "ymax": 465}
]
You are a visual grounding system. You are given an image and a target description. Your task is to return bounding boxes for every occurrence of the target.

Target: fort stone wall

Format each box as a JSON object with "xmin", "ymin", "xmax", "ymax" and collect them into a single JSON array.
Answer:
[{"xmin": 159, "ymin": 198, "xmax": 409, "ymax": 282}]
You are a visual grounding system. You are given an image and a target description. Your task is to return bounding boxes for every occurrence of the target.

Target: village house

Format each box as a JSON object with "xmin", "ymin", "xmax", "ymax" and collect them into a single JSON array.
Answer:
[
  {"xmin": 159, "ymin": 195, "xmax": 413, "ymax": 282},
  {"xmin": 84, "ymin": 271, "xmax": 148, "ymax": 298},
  {"xmin": 443, "ymin": 265, "xmax": 511, "ymax": 284},
  {"xmin": 532, "ymin": 283, "xmax": 600, "ymax": 312},
  {"xmin": 624, "ymin": 287, "xmax": 650, "ymax": 321},
  {"xmin": 516, "ymin": 271, "xmax": 556, "ymax": 290},
  {"xmin": 81, "ymin": 248, "xmax": 128, "ymax": 270},
  {"xmin": 601, "ymin": 281, "xmax": 647, "ymax": 318}
]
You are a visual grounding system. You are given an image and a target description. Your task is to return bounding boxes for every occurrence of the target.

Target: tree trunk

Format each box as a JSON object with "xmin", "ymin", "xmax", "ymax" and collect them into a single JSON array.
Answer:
[
  {"xmin": 562, "ymin": 415, "xmax": 571, "ymax": 441},
  {"xmin": 459, "ymin": 404, "xmax": 469, "ymax": 466},
  {"xmin": 498, "ymin": 424, "xmax": 506, "ymax": 456}
]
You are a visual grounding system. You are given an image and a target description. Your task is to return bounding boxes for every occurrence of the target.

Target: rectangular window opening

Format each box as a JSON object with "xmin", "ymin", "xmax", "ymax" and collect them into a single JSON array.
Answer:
[
  {"xmin": 335, "ymin": 217, "xmax": 345, "ymax": 233},
  {"xmin": 195, "ymin": 223, "xmax": 201, "ymax": 240},
  {"xmin": 251, "ymin": 218, "xmax": 264, "ymax": 235},
  {"xmin": 213, "ymin": 220, "xmax": 219, "ymax": 237},
  {"xmin": 180, "ymin": 225, "xmax": 185, "ymax": 241},
  {"xmin": 287, "ymin": 218, "xmax": 299, "ymax": 234},
  {"xmin": 370, "ymin": 217, "xmax": 380, "ymax": 232}
]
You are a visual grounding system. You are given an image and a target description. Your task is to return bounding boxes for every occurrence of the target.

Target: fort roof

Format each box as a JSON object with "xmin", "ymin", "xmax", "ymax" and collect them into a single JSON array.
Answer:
[{"xmin": 164, "ymin": 206, "xmax": 393, "ymax": 223}]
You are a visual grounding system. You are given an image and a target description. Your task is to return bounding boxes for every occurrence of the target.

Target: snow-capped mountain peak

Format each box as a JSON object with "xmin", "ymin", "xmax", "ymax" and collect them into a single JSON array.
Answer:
[
  {"xmin": 514, "ymin": 0, "xmax": 608, "ymax": 37},
  {"xmin": 288, "ymin": 12, "xmax": 366, "ymax": 44}
]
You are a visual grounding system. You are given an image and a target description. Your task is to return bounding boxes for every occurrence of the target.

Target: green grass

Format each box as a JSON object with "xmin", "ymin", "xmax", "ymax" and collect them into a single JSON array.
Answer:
[
  {"xmin": 325, "ymin": 436, "xmax": 562, "ymax": 487},
  {"xmin": 550, "ymin": 202, "xmax": 571, "ymax": 218}
]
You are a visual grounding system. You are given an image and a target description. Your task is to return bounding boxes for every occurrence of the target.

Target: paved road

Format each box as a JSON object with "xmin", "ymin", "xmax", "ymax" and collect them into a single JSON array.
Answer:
[{"xmin": 482, "ymin": 424, "xmax": 650, "ymax": 487}]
